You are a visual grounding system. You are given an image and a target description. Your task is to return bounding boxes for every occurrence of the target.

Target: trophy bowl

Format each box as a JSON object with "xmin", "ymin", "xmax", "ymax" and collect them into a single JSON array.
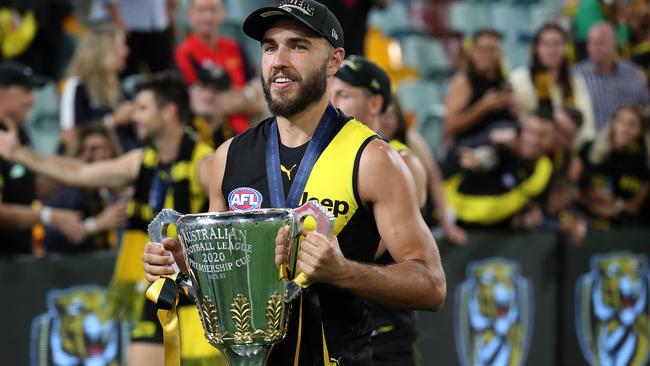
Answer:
[{"xmin": 148, "ymin": 201, "xmax": 333, "ymax": 366}]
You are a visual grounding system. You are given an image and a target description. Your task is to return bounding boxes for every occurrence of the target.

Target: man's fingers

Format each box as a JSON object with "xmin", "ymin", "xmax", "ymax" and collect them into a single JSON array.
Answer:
[{"xmin": 142, "ymin": 251, "xmax": 176, "ymax": 266}]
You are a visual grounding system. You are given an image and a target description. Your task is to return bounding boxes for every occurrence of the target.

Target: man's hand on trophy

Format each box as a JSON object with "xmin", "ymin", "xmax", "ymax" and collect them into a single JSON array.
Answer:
[
  {"xmin": 142, "ymin": 238, "xmax": 188, "ymax": 282},
  {"xmin": 298, "ymin": 231, "xmax": 349, "ymax": 284},
  {"xmin": 274, "ymin": 225, "xmax": 291, "ymax": 267}
]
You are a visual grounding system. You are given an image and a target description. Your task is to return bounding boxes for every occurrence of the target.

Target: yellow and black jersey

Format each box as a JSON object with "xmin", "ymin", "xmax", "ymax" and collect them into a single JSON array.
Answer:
[
  {"xmin": 110, "ymin": 131, "xmax": 213, "ymax": 321},
  {"xmin": 222, "ymin": 111, "xmax": 381, "ymax": 365},
  {"xmin": 445, "ymin": 148, "xmax": 553, "ymax": 228}
]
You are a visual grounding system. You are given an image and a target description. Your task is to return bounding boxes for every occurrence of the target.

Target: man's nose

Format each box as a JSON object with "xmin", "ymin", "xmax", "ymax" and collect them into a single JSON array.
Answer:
[{"xmin": 272, "ymin": 45, "xmax": 291, "ymax": 68}]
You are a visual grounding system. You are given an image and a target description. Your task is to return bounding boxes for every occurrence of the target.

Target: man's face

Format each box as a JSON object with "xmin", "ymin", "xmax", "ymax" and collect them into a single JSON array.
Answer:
[
  {"xmin": 132, "ymin": 90, "xmax": 163, "ymax": 141},
  {"xmin": 189, "ymin": 0, "xmax": 225, "ymax": 38},
  {"xmin": 519, "ymin": 115, "xmax": 554, "ymax": 160},
  {"xmin": 330, "ymin": 78, "xmax": 375, "ymax": 129},
  {"xmin": 260, "ymin": 19, "xmax": 333, "ymax": 118},
  {"xmin": 587, "ymin": 26, "xmax": 617, "ymax": 65},
  {"xmin": 0, "ymin": 85, "xmax": 34, "ymax": 123}
]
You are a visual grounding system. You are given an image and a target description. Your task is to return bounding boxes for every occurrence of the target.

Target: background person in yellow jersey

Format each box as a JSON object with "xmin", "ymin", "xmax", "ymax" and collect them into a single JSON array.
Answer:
[
  {"xmin": 331, "ymin": 54, "xmax": 427, "ymax": 206},
  {"xmin": 142, "ymin": 1, "xmax": 446, "ymax": 364},
  {"xmin": 0, "ymin": 62, "xmax": 86, "ymax": 256}
]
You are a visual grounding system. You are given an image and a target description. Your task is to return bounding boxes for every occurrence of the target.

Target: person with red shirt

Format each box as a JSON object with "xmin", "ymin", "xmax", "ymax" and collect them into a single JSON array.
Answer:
[{"xmin": 174, "ymin": 0, "xmax": 267, "ymax": 135}]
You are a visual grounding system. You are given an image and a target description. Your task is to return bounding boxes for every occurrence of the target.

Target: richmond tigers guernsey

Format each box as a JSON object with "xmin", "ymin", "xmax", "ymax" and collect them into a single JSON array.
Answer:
[{"xmin": 222, "ymin": 110, "xmax": 381, "ymax": 365}]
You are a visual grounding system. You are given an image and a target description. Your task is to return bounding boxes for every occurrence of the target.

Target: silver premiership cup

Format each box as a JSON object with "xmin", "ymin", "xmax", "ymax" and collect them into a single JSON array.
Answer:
[{"xmin": 148, "ymin": 201, "xmax": 334, "ymax": 366}]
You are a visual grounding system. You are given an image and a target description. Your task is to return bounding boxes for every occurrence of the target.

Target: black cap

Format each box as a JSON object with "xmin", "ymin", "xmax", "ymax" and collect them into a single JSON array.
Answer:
[
  {"xmin": 243, "ymin": 0, "xmax": 344, "ymax": 49},
  {"xmin": 335, "ymin": 55, "xmax": 391, "ymax": 112},
  {"xmin": 0, "ymin": 62, "xmax": 47, "ymax": 88},
  {"xmin": 190, "ymin": 57, "xmax": 232, "ymax": 91}
]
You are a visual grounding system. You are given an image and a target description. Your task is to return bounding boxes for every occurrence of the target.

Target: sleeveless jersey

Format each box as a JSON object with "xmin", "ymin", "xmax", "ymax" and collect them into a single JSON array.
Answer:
[{"xmin": 222, "ymin": 112, "xmax": 381, "ymax": 365}]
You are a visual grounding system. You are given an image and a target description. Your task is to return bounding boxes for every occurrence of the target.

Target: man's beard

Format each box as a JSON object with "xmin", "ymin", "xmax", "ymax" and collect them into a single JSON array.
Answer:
[{"xmin": 262, "ymin": 60, "xmax": 328, "ymax": 118}]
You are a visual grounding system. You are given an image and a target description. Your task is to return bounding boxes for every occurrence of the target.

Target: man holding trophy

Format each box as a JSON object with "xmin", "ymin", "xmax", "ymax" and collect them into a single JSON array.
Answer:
[{"xmin": 143, "ymin": 1, "xmax": 446, "ymax": 365}]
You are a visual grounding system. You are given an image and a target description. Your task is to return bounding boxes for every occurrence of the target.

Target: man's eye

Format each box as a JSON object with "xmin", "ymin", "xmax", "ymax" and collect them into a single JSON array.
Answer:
[
  {"xmin": 263, "ymin": 46, "xmax": 277, "ymax": 53},
  {"xmin": 293, "ymin": 44, "xmax": 307, "ymax": 50}
]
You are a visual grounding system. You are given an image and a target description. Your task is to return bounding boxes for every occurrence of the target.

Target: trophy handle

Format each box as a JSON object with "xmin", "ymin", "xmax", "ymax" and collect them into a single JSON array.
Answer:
[
  {"xmin": 147, "ymin": 209, "xmax": 195, "ymax": 298},
  {"xmin": 285, "ymin": 200, "xmax": 335, "ymax": 302}
]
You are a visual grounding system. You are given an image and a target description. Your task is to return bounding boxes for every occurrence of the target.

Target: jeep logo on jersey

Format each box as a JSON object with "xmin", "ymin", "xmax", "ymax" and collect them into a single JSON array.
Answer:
[
  {"xmin": 301, "ymin": 191, "xmax": 349, "ymax": 217},
  {"xmin": 228, "ymin": 187, "xmax": 263, "ymax": 211}
]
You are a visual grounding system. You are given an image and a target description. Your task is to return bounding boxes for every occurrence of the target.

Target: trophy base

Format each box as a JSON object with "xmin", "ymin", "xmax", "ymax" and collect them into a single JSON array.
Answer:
[{"xmin": 222, "ymin": 344, "xmax": 272, "ymax": 366}]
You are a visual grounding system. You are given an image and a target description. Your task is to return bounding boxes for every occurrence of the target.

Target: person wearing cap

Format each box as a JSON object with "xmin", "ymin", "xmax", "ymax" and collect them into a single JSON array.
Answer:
[
  {"xmin": 142, "ymin": 1, "xmax": 446, "ymax": 365},
  {"xmin": 0, "ymin": 62, "xmax": 87, "ymax": 256},
  {"xmin": 331, "ymin": 55, "xmax": 427, "ymax": 206},
  {"xmin": 175, "ymin": 0, "xmax": 267, "ymax": 135}
]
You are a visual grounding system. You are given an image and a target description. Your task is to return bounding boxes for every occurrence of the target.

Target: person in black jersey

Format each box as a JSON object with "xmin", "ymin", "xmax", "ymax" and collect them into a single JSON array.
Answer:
[{"xmin": 142, "ymin": 1, "xmax": 446, "ymax": 365}]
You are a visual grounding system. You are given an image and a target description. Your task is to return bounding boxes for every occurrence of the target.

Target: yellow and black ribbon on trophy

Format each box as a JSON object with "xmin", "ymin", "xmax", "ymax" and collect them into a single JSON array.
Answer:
[{"xmin": 146, "ymin": 273, "xmax": 191, "ymax": 366}]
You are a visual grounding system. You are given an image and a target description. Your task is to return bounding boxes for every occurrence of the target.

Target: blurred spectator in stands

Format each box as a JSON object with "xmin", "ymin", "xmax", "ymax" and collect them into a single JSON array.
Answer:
[
  {"xmin": 44, "ymin": 123, "xmax": 128, "ymax": 254},
  {"xmin": 60, "ymin": 23, "xmax": 136, "ymax": 152},
  {"xmin": 444, "ymin": 29, "xmax": 517, "ymax": 151},
  {"xmin": 573, "ymin": 0, "xmax": 605, "ymax": 61},
  {"xmin": 379, "ymin": 98, "xmax": 467, "ymax": 246},
  {"xmin": 320, "ymin": 0, "xmax": 390, "ymax": 56},
  {"xmin": 577, "ymin": 105, "xmax": 650, "ymax": 227},
  {"xmin": 0, "ymin": 62, "xmax": 85, "ymax": 257},
  {"xmin": 575, "ymin": 22, "xmax": 649, "ymax": 133},
  {"xmin": 631, "ymin": 12, "xmax": 650, "ymax": 88},
  {"xmin": 545, "ymin": 107, "xmax": 588, "ymax": 245},
  {"xmin": 174, "ymin": 0, "xmax": 266, "ymax": 135},
  {"xmin": 445, "ymin": 110, "xmax": 555, "ymax": 231},
  {"xmin": 511, "ymin": 23, "xmax": 595, "ymax": 149},
  {"xmin": 89, "ymin": 0, "xmax": 174, "ymax": 75}
]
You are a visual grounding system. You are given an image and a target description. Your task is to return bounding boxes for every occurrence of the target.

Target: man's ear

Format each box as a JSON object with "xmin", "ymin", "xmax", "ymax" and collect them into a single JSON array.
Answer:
[
  {"xmin": 328, "ymin": 47, "xmax": 345, "ymax": 77},
  {"xmin": 368, "ymin": 94, "xmax": 383, "ymax": 118}
]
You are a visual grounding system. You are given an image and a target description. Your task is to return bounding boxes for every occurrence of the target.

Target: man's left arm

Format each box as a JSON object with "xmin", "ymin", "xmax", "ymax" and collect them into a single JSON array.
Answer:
[{"xmin": 297, "ymin": 139, "xmax": 446, "ymax": 311}]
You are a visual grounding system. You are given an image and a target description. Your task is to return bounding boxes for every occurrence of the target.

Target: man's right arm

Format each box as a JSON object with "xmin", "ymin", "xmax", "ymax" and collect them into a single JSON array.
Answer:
[{"xmin": 12, "ymin": 146, "xmax": 142, "ymax": 189}]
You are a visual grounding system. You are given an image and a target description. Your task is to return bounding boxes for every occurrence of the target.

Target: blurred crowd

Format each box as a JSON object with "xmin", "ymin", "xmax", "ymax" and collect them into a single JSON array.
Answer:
[{"xmin": 0, "ymin": 0, "xmax": 648, "ymax": 260}]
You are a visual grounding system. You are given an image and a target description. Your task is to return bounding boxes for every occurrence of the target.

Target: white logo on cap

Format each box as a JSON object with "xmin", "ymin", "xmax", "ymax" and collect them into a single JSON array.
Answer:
[
  {"xmin": 279, "ymin": 1, "xmax": 315, "ymax": 17},
  {"xmin": 332, "ymin": 29, "xmax": 338, "ymax": 41},
  {"xmin": 342, "ymin": 59, "xmax": 360, "ymax": 71}
]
